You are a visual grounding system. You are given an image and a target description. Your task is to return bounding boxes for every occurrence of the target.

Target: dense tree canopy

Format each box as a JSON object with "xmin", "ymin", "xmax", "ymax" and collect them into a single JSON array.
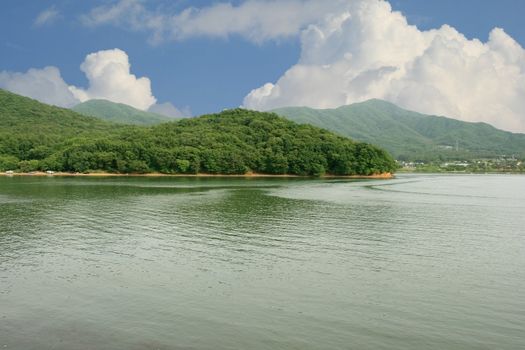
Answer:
[{"xmin": 0, "ymin": 89, "xmax": 397, "ymax": 176}]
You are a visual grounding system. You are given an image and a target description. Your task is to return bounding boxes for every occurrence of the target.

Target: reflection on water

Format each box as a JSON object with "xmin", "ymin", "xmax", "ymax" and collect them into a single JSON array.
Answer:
[{"xmin": 1, "ymin": 174, "xmax": 524, "ymax": 349}]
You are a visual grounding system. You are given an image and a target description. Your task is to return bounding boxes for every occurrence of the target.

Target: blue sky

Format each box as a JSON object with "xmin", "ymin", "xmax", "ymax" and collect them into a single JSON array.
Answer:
[{"xmin": 1, "ymin": 0, "xmax": 525, "ymax": 132}]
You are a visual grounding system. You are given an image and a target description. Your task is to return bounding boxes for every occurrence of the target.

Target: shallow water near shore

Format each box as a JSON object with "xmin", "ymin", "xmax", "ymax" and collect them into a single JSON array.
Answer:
[{"xmin": 1, "ymin": 174, "xmax": 524, "ymax": 349}]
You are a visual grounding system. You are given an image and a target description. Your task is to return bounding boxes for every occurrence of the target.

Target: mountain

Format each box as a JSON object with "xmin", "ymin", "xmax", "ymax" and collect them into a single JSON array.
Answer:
[
  {"xmin": 0, "ymin": 89, "xmax": 126, "ymax": 171},
  {"xmin": 0, "ymin": 89, "xmax": 396, "ymax": 176},
  {"xmin": 0, "ymin": 89, "xmax": 118, "ymax": 142},
  {"xmin": 272, "ymin": 100, "xmax": 525, "ymax": 161},
  {"xmin": 72, "ymin": 99, "xmax": 179, "ymax": 125}
]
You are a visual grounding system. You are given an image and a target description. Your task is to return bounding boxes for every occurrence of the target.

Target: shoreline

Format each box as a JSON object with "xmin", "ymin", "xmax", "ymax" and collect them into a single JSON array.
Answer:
[{"xmin": 0, "ymin": 171, "xmax": 394, "ymax": 179}]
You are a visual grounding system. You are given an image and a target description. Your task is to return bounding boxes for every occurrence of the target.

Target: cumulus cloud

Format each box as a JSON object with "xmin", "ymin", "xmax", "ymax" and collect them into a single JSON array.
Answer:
[
  {"xmin": 34, "ymin": 7, "xmax": 61, "ymax": 27},
  {"xmin": 0, "ymin": 66, "xmax": 79, "ymax": 107},
  {"xmin": 0, "ymin": 49, "xmax": 185, "ymax": 113},
  {"xmin": 148, "ymin": 102, "xmax": 191, "ymax": 118},
  {"xmin": 242, "ymin": 0, "xmax": 525, "ymax": 133},
  {"xmin": 69, "ymin": 48, "xmax": 156, "ymax": 110},
  {"xmin": 80, "ymin": 0, "xmax": 525, "ymax": 132}
]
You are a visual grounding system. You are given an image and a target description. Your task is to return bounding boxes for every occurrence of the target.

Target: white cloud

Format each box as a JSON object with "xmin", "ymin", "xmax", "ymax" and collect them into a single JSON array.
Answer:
[
  {"xmin": 69, "ymin": 48, "xmax": 156, "ymax": 110},
  {"xmin": 242, "ymin": 1, "xmax": 525, "ymax": 133},
  {"xmin": 81, "ymin": 0, "xmax": 525, "ymax": 132},
  {"xmin": 34, "ymin": 7, "xmax": 61, "ymax": 27},
  {"xmin": 81, "ymin": 0, "xmax": 347, "ymax": 44},
  {"xmin": 0, "ymin": 49, "xmax": 187, "ymax": 114},
  {"xmin": 148, "ymin": 102, "xmax": 192, "ymax": 118},
  {"xmin": 0, "ymin": 66, "xmax": 79, "ymax": 107}
]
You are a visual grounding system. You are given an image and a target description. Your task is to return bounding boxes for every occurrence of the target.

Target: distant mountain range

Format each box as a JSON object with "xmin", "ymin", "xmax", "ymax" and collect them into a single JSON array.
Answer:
[
  {"xmin": 272, "ymin": 100, "xmax": 525, "ymax": 161},
  {"xmin": 51, "ymin": 95, "xmax": 525, "ymax": 162},
  {"xmin": 72, "ymin": 99, "xmax": 178, "ymax": 125}
]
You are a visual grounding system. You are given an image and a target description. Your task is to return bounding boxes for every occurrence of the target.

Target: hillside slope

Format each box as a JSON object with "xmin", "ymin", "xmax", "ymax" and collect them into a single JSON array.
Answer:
[
  {"xmin": 0, "ymin": 89, "xmax": 114, "ymax": 133},
  {"xmin": 273, "ymin": 100, "xmax": 525, "ymax": 160},
  {"xmin": 0, "ymin": 89, "xmax": 121, "ymax": 163},
  {"xmin": 73, "ymin": 99, "xmax": 179, "ymax": 125}
]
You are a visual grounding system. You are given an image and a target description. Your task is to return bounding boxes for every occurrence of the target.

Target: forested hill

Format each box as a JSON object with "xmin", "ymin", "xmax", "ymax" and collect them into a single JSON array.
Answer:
[
  {"xmin": 0, "ymin": 89, "xmax": 116, "ymax": 133},
  {"xmin": 273, "ymin": 100, "xmax": 525, "ymax": 161},
  {"xmin": 0, "ymin": 89, "xmax": 396, "ymax": 176},
  {"xmin": 73, "ymin": 99, "xmax": 178, "ymax": 125}
]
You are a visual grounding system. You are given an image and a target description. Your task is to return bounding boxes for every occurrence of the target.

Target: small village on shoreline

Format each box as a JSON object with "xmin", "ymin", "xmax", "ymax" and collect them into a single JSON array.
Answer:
[{"xmin": 399, "ymin": 156, "xmax": 524, "ymax": 173}]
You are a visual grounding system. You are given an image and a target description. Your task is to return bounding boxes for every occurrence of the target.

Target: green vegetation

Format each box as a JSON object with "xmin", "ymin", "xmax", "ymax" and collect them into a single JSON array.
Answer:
[
  {"xmin": 273, "ymin": 100, "xmax": 525, "ymax": 161},
  {"xmin": 72, "ymin": 99, "xmax": 180, "ymax": 125},
  {"xmin": 0, "ymin": 89, "xmax": 396, "ymax": 176}
]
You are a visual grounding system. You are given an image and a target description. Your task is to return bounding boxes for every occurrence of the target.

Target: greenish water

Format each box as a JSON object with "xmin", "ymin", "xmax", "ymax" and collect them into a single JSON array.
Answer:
[{"xmin": 0, "ymin": 174, "xmax": 524, "ymax": 349}]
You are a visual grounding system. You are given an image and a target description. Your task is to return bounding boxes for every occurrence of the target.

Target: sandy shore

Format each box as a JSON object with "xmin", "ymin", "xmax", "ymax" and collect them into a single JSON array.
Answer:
[{"xmin": 0, "ymin": 171, "xmax": 393, "ymax": 179}]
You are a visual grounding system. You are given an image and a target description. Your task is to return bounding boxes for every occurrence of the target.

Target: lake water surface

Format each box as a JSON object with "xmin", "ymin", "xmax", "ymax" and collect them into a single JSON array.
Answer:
[{"xmin": 0, "ymin": 174, "xmax": 524, "ymax": 349}]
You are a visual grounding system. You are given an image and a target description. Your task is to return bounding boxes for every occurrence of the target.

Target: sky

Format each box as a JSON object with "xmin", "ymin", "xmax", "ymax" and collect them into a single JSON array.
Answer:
[{"xmin": 1, "ymin": 0, "xmax": 525, "ymax": 132}]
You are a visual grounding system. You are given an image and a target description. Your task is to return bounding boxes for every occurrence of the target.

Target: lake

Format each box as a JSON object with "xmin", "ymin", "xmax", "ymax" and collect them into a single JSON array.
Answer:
[{"xmin": 1, "ymin": 174, "xmax": 524, "ymax": 349}]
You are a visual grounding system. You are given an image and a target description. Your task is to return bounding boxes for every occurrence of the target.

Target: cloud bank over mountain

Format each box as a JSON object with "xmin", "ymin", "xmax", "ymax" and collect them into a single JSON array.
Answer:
[
  {"xmin": 242, "ymin": 1, "xmax": 525, "ymax": 133},
  {"xmin": 68, "ymin": 49, "xmax": 156, "ymax": 110},
  {"xmin": 0, "ymin": 48, "xmax": 183, "ymax": 115},
  {"xmin": 83, "ymin": 0, "xmax": 525, "ymax": 132},
  {"xmin": 0, "ymin": 66, "xmax": 78, "ymax": 107}
]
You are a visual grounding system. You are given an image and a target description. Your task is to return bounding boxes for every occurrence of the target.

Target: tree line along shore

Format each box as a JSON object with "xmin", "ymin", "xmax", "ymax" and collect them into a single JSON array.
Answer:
[{"xmin": 0, "ymin": 171, "xmax": 394, "ymax": 179}]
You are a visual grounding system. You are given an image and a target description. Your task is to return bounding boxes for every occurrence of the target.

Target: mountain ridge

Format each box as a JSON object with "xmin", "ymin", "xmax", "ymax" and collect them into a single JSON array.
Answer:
[
  {"xmin": 272, "ymin": 100, "xmax": 525, "ymax": 161},
  {"xmin": 72, "ymin": 99, "xmax": 179, "ymax": 125}
]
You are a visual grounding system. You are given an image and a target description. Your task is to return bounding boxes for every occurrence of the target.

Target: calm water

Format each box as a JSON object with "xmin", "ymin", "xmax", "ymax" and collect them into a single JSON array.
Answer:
[{"xmin": 0, "ymin": 174, "xmax": 524, "ymax": 349}]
